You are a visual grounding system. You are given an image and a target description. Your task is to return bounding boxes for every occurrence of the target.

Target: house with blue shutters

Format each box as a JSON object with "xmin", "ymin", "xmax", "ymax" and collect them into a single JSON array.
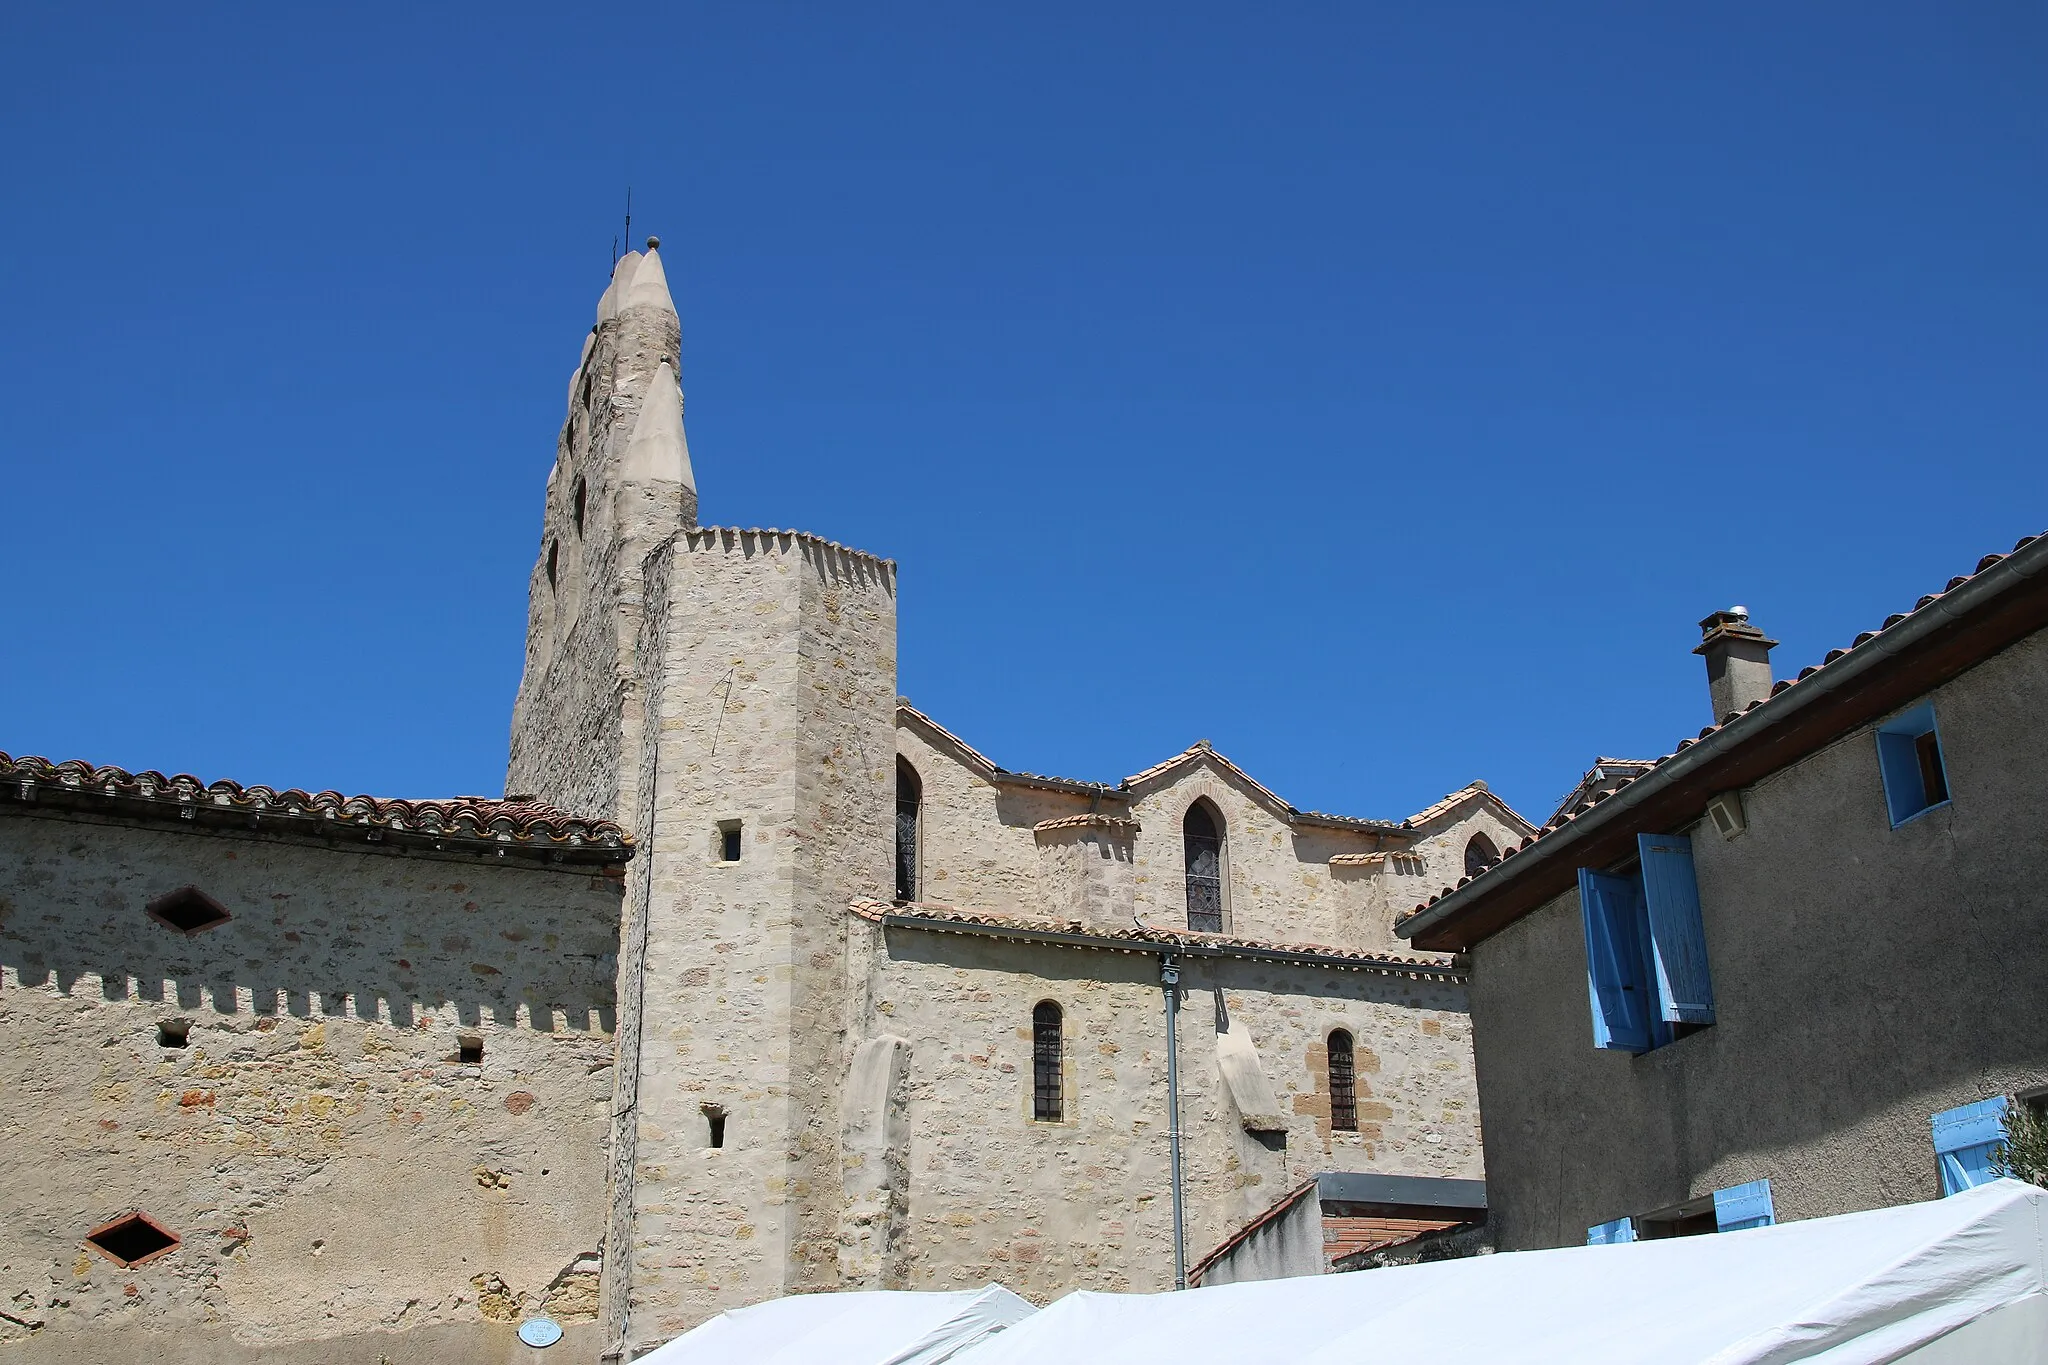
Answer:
[{"xmin": 1395, "ymin": 532, "xmax": 2048, "ymax": 1251}]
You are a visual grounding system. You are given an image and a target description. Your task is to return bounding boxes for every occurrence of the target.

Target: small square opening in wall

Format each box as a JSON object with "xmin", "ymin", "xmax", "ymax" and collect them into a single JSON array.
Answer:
[
  {"xmin": 457, "ymin": 1034, "xmax": 484, "ymax": 1065},
  {"xmin": 85, "ymin": 1212, "xmax": 180, "ymax": 1268},
  {"xmin": 146, "ymin": 886, "xmax": 230, "ymax": 935},
  {"xmin": 157, "ymin": 1019, "xmax": 191, "ymax": 1049},
  {"xmin": 716, "ymin": 820, "xmax": 743, "ymax": 863}
]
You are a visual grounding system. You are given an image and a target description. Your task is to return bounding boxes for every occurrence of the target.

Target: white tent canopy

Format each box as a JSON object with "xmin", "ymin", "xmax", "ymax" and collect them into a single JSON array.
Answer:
[
  {"xmin": 640, "ymin": 1283, "xmax": 1035, "ymax": 1365},
  {"xmin": 952, "ymin": 1179, "xmax": 2048, "ymax": 1365}
]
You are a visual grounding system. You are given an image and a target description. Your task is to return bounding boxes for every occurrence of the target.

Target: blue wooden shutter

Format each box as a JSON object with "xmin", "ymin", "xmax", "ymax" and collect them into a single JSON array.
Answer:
[
  {"xmin": 1578, "ymin": 869, "xmax": 1652, "ymax": 1052},
  {"xmin": 1587, "ymin": 1217, "xmax": 1636, "ymax": 1245},
  {"xmin": 1712, "ymin": 1179, "xmax": 1775, "ymax": 1231},
  {"xmin": 1932, "ymin": 1097, "xmax": 2008, "ymax": 1195},
  {"xmin": 1637, "ymin": 833, "xmax": 1716, "ymax": 1026}
]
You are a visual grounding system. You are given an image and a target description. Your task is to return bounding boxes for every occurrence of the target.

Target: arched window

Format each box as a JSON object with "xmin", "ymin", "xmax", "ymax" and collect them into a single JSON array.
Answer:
[
  {"xmin": 1329, "ymin": 1029, "xmax": 1357, "ymax": 1132},
  {"xmin": 1183, "ymin": 801, "xmax": 1225, "ymax": 933},
  {"xmin": 895, "ymin": 759, "xmax": 922, "ymax": 903},
  {"xmin": 1464, "ymin": 831, "xmax": 1499, "ymax": 878},
  {"xmin": 1032, "ymin": 1001, "xmax": 1063, "ymax": 1121}
]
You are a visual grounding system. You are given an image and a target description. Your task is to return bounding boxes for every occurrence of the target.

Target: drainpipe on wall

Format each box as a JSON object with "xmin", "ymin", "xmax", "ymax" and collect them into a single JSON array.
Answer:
[{"xmin": 1161, "ymin": 955, "xmax": 1187, "ymax": 1290}]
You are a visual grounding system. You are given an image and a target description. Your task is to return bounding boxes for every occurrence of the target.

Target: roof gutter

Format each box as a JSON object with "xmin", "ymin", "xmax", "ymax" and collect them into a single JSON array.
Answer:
[
  {"xmin": 1399, "ymin": 534, "xmax": 2048, "ymax": 951},
  {"xmin": 876, "ymin": 910, "xmax": 1466, "ymax": 981}
]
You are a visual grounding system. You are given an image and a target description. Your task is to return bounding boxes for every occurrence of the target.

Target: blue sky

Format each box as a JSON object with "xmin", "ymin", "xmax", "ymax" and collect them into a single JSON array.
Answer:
[{"xmin": 4, "ymin": 3, "xmax": 2042, "ymax": 826}]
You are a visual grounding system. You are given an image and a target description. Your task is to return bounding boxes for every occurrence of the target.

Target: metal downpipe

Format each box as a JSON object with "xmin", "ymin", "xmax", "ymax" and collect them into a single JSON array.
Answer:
[{"xmin": 1162, "ymin": 955, "xmax": 1187, "ymax": 1289}]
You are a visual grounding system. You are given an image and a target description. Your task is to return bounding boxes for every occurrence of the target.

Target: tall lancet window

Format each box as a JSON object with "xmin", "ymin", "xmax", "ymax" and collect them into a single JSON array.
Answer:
[
  {"xmin": 1464, "ymin": 832, "xmax": 1499, "ymax": 879},
  {"xmin": 1329, "ymin": 1029, "xmax": 1358, "ymax": 1131},
  {"xmin": 1032, "ymin": 1001, "xmax": 1064, "ymax": 1121},
  {"xmin": 1183, "ymin": 801, "xmax": 1226, "ymax": 933},
  {"xmin": 895, "ymin": 759, "xmax": 922, "ymax": 903}
]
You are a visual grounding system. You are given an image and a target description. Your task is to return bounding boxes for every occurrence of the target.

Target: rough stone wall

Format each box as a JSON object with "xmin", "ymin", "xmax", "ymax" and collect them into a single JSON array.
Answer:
[
  {"xmin": 851, "ymin": 925, "xmax": 1477, "ymax": 1301},
  {"xmin": 1126, "ymin": 765, "xmax": 1394, "ymax": 949},
  {"xmin": 0, "ymin": 813, "xmax": 620, "ymax": 1364},
  {"xmin": 893, "ymin": 724, "xmax": 1088, "ymax": 910},
  {"xmin": 506, "ymin": 272, "xmax": 692, "ymax": 827},
  {"xmin": 606, "ymin": 529, "xmax": 897, "ymax": 1357},
  {"xmin": 1465, "ymin": 630, "xmax": 2048, "ymax": 1251}
]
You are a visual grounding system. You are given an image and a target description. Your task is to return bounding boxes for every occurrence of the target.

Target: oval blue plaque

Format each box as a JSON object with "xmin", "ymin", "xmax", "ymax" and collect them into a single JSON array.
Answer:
[{"xmin": 518, "ymin": 1316, "xmax": 564, "ymax": 1348}]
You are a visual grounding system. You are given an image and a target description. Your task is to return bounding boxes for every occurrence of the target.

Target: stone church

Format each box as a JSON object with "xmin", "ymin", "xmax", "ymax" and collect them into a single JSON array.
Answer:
[{"xmin": 0, "ymin": 240, "xmax": 1530, "ymax": 1363}]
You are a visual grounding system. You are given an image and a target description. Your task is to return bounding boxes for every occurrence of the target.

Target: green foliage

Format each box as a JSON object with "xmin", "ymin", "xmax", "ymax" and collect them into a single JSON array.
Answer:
[{"xmin": 1990, "ymin": 1101, "xmax": 2048, "ymax": 1189}]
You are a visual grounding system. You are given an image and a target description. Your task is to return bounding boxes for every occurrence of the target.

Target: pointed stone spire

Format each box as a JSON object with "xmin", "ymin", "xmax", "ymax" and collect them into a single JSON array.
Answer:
[
  {"xmin": 621, "ymin": 237, "xmax": 674, "ymax": 315},
  {"xmin": 597, "ymin": 249, "xmax": 644, "ymax": 325},
  {"xmin": 620, "ymin": 361, "xmax": 694, "ymax": 488}
]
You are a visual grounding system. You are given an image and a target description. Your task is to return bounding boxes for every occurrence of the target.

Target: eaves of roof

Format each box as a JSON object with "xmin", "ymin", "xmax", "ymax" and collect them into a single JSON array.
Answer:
[
  {"xmin": 0, "ymin": 753, "xmax": 633, "ymax": 866},
  {"xmin": 850, "ymin": 899, "xmax": 1466, "ymax": 980},
  {"xmin": 1398, "ymin": 531, "xmax": 2048, "ymax": 953}
]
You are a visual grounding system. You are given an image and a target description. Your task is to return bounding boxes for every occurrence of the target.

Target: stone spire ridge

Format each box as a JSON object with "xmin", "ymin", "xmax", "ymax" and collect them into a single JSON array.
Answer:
[
  {"xmin": 620, "ymin": 237, "xmax": 675, "ymax": 315},
  {"xmin": 620, "ymin": 361, "xmax": 694, "ymax": 488},
  {"xmin": 597, "ymin": 249, "xmax": 644, "ymax": 325}
]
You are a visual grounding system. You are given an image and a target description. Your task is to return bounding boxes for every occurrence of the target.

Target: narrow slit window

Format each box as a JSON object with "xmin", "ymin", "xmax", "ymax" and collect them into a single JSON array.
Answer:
[
  {"xmin": 1183, "ymin": 802, "xmax": 1225, "ymax": 934},
  {"xmin": 1032, "ymin": 1001, "xmax": 1063, "ymax": 1122},
  {"xmin": 546, "ymin": 540, "xmax": 559, "ymax": 592},
  {"xmin": 1329, "ymin": 1029, "xmax": 1358, "ymax": 1131},
  {"xmin": 85, "ymin": 1212, "xmax": 180, "ymax": 1268},
  {"xmin": 1464, "ymin": 832, "xmax": 1499, "ymax": 879},
  {"xmin": 895, "ymin": 759, "xmax": 922, "ymax": 902},
  {"xmin": 572, "ymin": 478, "xmax": 587, "ymax": 535},
  {"xmin": 703, "ymin": 1104, "xmax": 727, "ymax": 1149},
  {"xmin": 717, "ymin": 820, "xmax": 742, "ymax": 863}
]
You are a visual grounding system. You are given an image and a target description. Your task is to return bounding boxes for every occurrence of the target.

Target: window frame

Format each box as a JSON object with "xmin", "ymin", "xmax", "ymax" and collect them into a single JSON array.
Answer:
[
  {"xmin": 895, "ymin": 758, "xmax": 922, "ymax": 903},
  {"xmin": 1876, "ymin": 702, "xmax": 1951, "ymax": 828},
  {"xmin": 1182, "ymin": 799, "xmax": 1228, "ymax": 934},
  {"xmin": 1327, "ymin": 1028, "xmax": 1358, "ymax": 1132},
  {"xmin": 1031, "ymin": 1000, "xmax": 1065, "ymax": 1123},
  {"xmin": 1577, "ymin": 832, "xmax": 1716, "ymax": 1054}
]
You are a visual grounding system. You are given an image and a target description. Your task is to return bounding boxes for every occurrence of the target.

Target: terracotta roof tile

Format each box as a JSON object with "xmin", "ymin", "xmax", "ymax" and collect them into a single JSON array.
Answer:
[
  {"xmin": 0, "ymin": 751, "xmax": 631, "ymax": 862},
  {"xmin": 1398, "ymin": 530, "xmax": 2045, "ymax": 930},
  {"xmin": 851, "ymin": 899, "xmax": 1461, "ymax": 977}
]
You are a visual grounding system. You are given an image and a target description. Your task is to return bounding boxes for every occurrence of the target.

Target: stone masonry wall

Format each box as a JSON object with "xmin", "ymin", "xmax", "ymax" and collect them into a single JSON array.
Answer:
[
  {"xmin": 847, "ymin": 923, "xmax": 1477, "ymax": 1300},
  {"xmin": 606, "ymin": 529, "xmax": 897, "ymax": 1357},
  {"xmin": 0, "ymin": 813, "xmax": 621, "ymax": 1364}
]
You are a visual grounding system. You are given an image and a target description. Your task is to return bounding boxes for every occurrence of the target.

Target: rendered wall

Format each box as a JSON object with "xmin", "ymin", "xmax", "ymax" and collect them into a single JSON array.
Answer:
[
  {"xmin": 0, "ymin": 814, "xmax": 621, "ymax": 1364},
  {"xmin": 1467, "ymin": 630, "xmax": 2048, "ymax": 1251},
  {"xmin": 845, "ymin": 924, "xmax": 1479, "ymax": 1301}
]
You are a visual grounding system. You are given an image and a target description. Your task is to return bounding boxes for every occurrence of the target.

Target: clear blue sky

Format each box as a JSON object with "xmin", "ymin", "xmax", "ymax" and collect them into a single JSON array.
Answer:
[{"xmin": 4, "ymin": 3, "xmax": 2042, "ymax": 826}]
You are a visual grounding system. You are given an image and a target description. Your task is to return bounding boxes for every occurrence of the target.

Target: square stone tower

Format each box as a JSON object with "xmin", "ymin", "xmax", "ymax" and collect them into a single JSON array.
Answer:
[{"xmin": 505, "ymin": 243, "xmax": 899, "ymax": 1359}]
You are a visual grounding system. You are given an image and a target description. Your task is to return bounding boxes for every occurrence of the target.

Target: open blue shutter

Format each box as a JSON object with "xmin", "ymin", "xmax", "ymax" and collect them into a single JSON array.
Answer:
[
  {"xmin": 1578, "ymin": 869, "xmax": 1652, "ymax": 1052},
  {"xmin": 1587, "ymin": 1217, "xmax": 1636, "ymax": 1245},
  {"xmin": 1932, "ymin": 1097, "xmax": 2008, "ymax": 1195},
  {"xmin": 1637, "ymin": 833, "xmax": 1716, "ymax": 1025},
  {"xmin": 1712, "ymin": 1179, "xmax": 1775, "ymax": 1231},
  {"xmin": 1877, "ymin": 730, "xmax": 1925, "ymax": 825}
]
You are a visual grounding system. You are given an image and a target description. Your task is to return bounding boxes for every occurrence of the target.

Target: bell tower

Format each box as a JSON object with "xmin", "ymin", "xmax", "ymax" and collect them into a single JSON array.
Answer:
[{"xmin": 506, "ymin": 238, "xmax": 696, "ymax": 829}]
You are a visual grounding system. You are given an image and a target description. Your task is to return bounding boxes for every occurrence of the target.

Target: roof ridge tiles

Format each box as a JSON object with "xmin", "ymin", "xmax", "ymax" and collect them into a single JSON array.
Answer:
[{"xmin": 0, "ymin": 751, "xmax": 631, "ymax": 859}]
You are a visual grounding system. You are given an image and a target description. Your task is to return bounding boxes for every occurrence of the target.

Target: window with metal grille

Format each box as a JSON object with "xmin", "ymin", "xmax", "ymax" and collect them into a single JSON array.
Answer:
[
  {"xmin": 1032, "ymin": 1001, "xmax": 1063, "ymax": 1121},
  {"xmin": 1464, "ymin": 832, "xmax": 1499, "ymax": 879},
  {"xmin": 1183, "ymin": 802, "xmax": 1225, "ymax": 933},
  {"xmin": 1329, "ymin": 1029, "xmax": 1357, "ymax": 1131},
  {"xmin": 896, "ymin": 759, "xmax": 922, "ymax": 902}
]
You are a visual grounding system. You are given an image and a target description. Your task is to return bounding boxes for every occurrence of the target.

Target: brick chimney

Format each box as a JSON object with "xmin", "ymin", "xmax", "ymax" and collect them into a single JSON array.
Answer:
[{"xmin": 1693, "ymin": 606, "xmax": 1778, "ymax": 723}]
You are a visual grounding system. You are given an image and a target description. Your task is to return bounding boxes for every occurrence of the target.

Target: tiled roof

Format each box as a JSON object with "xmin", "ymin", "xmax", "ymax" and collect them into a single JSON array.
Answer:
[
  {"xmin": 1188, "ymin": 1177, "xmax": 1318, "ymax": 1285},
  {"xmin": 0, "ymin": 752, "xmax": 632, "ymax": 864},
  {"xmin": 1032, "ymin": 813, "xmax": 1141, "ymax": 835},
  {"xmin": 1402, "ymin": 780, "xmax": 1535, "ymax": 835},
  {"xmin": 850, "ymin": 899, "xmax": 1462, "ymax": 978},
  {"xmin": 1398, "ymin": 530, "xmax": 2047, "ymax": 942},
  {"xmin": 1543, "ymin": 758, "xmax": 1657, "ymax": 829}
]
